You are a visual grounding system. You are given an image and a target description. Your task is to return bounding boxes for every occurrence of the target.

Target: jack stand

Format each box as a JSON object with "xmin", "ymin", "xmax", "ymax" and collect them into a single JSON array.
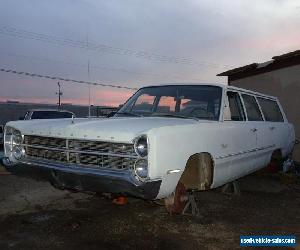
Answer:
[
  {"xmin": 182, "ymin": 191, "xmax": 200, "ymax": 216},
  {"xmin": 221, "ymin": 180, "xmax": 241, "ymax": 195}
]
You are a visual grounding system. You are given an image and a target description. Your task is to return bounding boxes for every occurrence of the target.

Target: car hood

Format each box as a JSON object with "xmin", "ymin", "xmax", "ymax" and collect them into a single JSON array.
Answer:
[{"xmin": 7, "ymin": 117, "xmax": 199, "ymax": 142}]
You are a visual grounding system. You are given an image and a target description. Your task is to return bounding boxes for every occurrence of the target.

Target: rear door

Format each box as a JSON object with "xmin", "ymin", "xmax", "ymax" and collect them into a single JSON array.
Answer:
[
  {"xmin": 257, "ymin": 97, "xmax": 289, "ymax": 157},
  {"xmin": 241, "ymin": 94, "xmax": 271, "ymax": 170}
]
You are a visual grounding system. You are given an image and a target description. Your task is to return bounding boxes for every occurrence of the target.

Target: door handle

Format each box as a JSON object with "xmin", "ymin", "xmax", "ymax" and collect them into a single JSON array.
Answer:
[
  {"xmin": 269, "ymin": 126, "xmax": 275, "ymax": 130},
  {"xmin": 250, "ymin": 128, "xmax": 257, "ymax": 132}
]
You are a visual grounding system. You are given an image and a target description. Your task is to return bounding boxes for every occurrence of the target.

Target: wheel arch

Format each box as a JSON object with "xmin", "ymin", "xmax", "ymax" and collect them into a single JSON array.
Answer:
[
  {"xmin": 270, "ymin": 148, "xmax": 283, "ymax": 162},
  {"xmin": 179, "ymin": 152, "xmax": 215, "ymax": 191},
  {"xmin": 269, "ymin": 148, "xmax": 284, "ymax": 167}
]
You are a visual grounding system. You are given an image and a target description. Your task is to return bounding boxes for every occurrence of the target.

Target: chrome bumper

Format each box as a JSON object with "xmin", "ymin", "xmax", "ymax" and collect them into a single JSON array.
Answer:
[{"xmin": 2, "ymin": 157, "xmax": 161, "ymax": 200}]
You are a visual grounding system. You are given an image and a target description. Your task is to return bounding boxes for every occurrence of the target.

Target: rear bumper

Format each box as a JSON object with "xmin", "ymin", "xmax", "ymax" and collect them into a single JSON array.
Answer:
[{"xmin": 2, "ymin": 157, "xmax": 161, "ymax": 200}]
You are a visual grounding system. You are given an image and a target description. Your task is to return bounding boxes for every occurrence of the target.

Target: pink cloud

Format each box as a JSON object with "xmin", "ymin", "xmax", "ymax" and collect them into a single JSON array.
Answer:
[
  {"xmin": 91, "ymin": 89, "xmax": 135, "ymax": 107},
  {"xmin": 0, "ymin": 88, "xmax": 135, "ymax": 107}
]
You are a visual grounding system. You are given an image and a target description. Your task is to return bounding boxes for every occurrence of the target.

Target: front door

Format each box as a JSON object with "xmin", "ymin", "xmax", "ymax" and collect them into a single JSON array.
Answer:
[{"xmin": 219, "ymin": 91, "xmax": 258, "ymax": 182}]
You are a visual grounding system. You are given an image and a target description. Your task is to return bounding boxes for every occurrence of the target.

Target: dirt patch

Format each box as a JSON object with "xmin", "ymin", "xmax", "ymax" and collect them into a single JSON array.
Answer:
[
  {"xmin": 0, "ymin": 175, "xmax": 92, "ymax": 216},
  {"xmin": 0, "ymin": 174, "xmax": 300, "ymax": 249}
]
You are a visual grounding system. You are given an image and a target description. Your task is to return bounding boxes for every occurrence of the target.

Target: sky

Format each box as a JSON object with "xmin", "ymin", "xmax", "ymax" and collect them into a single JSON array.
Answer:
[{"xmin": 0, "ymin": 0, "xmax": 299, "ymax": 107}]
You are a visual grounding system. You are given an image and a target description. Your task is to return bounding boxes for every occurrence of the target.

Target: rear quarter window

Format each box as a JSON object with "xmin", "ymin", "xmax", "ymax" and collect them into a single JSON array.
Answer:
[
  {"xmin": 257, "ymin": 97, "xmax": 284, "ymax": 122},
  {"xmin": 241, "ymin": 94, "xmax": 263, "ymax": 121}
]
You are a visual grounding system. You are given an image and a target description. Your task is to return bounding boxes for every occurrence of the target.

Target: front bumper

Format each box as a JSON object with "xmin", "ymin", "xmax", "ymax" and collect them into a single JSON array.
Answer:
[{"xmin": 2, "ymin": 157, "xmax": 161, "ymax": 200}]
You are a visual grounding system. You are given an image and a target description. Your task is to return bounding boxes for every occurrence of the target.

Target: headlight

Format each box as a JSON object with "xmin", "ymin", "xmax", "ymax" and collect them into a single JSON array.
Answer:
[
  {"xmin": 134, "ymin": 135, "xmax": 148, "ymax": 157},
  {"xmin": 4, "ymin": 126, "xmax": 13, "ymax": 153},
  {"xmin": 12, "ymin": 145, "xmax": 25, "ymax": 160},
  {"xmin": 4, "ymin": 126, "xmax": 24, "ymax": 161},
  {"xmin": 12, "ymin": 129, "xmax": 22, "ymax": 144},
  {"xmin": 134, "ymin": 159, "xmax": 148, "ymax": 180}
]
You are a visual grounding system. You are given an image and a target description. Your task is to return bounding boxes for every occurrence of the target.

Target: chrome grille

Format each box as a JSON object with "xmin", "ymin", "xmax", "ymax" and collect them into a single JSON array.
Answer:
[
  {"xmin": 26, "ymin": 147, "xmax": 68, "ymax": 162},
  {"xmin": 23, "ymin": 135, "xmax": 137, "ymax": 170},
  {"xmin": 24, "ymin": 135, "xmax": 66, "ymax": 149},
  {"xmin": 68, "ymin": 139, "xmax": 135, "ymax": 155}
]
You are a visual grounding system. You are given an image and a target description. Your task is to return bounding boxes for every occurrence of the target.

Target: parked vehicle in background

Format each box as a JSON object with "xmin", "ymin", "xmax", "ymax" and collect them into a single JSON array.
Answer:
[
  {"xmin": 21, "ymin": 109, "xmax": 75, "ymax": 120},
  {"xmin": 96, "ymin": 107, "xmax": 118, "ymax": 117},
  {"xmin": 3, "ymin": 84, "xmax": 296, "ymax": 213},
  {"xmin": 0, "ymin": 125, "xmax": 3, "ymax": 145}
]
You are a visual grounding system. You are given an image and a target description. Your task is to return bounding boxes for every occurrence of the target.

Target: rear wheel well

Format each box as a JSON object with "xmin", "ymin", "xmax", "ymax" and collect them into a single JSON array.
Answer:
[
  {"xmin": 269, "ymin": 149, "xmax": 283, "ymax": 170},
  {"xmin": 179, "ymin": 152, "xmax": 214, "ymax": 191},
  {"xmin": 271, "ymin": 149, "xmax": 283, "ymax": 163}
]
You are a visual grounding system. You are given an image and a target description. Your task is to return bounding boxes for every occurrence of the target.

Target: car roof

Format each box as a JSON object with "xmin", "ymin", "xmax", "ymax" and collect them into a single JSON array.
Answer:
[
  {"xmin": 139, "ymin": 83, "xmax": 277, "ymax": 100},
  {"xmin": 141, "ymin": 83, "xmax": 225, "ymax": 88},
  {"xmin": 226, "ymin": 85, "xmax": 277, "ymax": 100}
]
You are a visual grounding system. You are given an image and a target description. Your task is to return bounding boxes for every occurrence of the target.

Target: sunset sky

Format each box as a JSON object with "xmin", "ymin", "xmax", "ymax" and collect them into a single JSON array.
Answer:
[{"xmin": 0, "ymin": 0, "xmax": 299, "ymax": 106}]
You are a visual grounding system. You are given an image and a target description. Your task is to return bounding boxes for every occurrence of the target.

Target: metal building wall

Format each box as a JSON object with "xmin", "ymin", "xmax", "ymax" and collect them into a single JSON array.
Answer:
[{"xmin": 229, "ymin": 64, "xmax": 300, "ymax": 162}]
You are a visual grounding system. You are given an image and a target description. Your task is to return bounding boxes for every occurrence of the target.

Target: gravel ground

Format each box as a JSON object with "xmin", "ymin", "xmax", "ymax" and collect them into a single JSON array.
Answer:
[{"xmin": 0, "ymin": 155, "xmax": 300, "ymax": 249}]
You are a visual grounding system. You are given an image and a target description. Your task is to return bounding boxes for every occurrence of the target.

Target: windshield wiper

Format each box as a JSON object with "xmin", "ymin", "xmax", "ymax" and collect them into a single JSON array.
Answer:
[
  {"xmin": 151, "ymin": 113, "xmax": 199, "ymax": 121},
  {"xmin": 115, "ymin": 111, "xmax": 143, "ymax": 117}
]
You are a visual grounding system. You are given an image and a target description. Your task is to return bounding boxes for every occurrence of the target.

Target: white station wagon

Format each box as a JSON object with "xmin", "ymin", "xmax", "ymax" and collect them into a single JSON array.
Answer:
[{"xmin": 3, "ymin": 84, "xmax": 295, "ymax": 211}]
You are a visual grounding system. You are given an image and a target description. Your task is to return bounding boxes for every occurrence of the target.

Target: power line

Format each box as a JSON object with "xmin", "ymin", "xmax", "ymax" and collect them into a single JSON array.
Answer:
[
  {"xmin": 0, "ymin": 67, "xmax": 138, "ymax": 90},
  {"xmin": 0, "ymin": 26, "xmax": 233, "ymax": 69},
  {"xmin": 0, "ymin": 50, "xmax": 207, "ymax": 81}
]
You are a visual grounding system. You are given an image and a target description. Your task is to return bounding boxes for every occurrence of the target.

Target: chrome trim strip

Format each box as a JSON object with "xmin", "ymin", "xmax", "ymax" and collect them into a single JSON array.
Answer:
[
  {"xmin": 22, "ymin": 144, "xmax": 139, "ymax": 159},
  {"xmin": 66, "ymin": 138, "xmax": 70, "ymax": 162},
  {"xmin": 24, "ymin": 134, "xmax": 133, "ymax": 144},
  {"xmin": 166, "ymin": 169, "xmax": 182, "ymax": 174},
  {"xmin": 215, "ymin": 144, "xmax": 275, "ymax": 160}
]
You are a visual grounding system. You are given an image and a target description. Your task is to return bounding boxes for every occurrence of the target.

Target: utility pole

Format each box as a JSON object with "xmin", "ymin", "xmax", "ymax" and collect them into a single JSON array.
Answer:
[
  {"xmin": 87, "ymin": 26, "xmax": 92, "ymax": 118},
  {"xmin": 88, "ymin": 60, "xmax": 91, "ymax": 118},
  {"xmin": 56, "ymin": 82, "xmax": 63, "ymax": 107}
]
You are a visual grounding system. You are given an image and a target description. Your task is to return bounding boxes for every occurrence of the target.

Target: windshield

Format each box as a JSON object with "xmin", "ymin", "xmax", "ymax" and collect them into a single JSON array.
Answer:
[
  {"xmin": 31, "ymin": 111, "xmax": 74, "ymax": 119},
  {"xmin": 116, "ymin": 85, "xmax": 222, "ymax": 121}
]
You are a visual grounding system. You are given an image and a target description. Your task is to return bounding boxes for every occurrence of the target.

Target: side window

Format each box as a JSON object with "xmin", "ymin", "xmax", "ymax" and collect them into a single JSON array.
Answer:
[
  {"xmin": 257, "ymin": 98, "xmax": 284, "ymax": 122},
  {"xmin": 241, "ymin": 94, "xmax": 263, "ymax": 121},
  {"xmin": 227, "ymin": 91, "xmax": 245, "ymax": 121}
]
